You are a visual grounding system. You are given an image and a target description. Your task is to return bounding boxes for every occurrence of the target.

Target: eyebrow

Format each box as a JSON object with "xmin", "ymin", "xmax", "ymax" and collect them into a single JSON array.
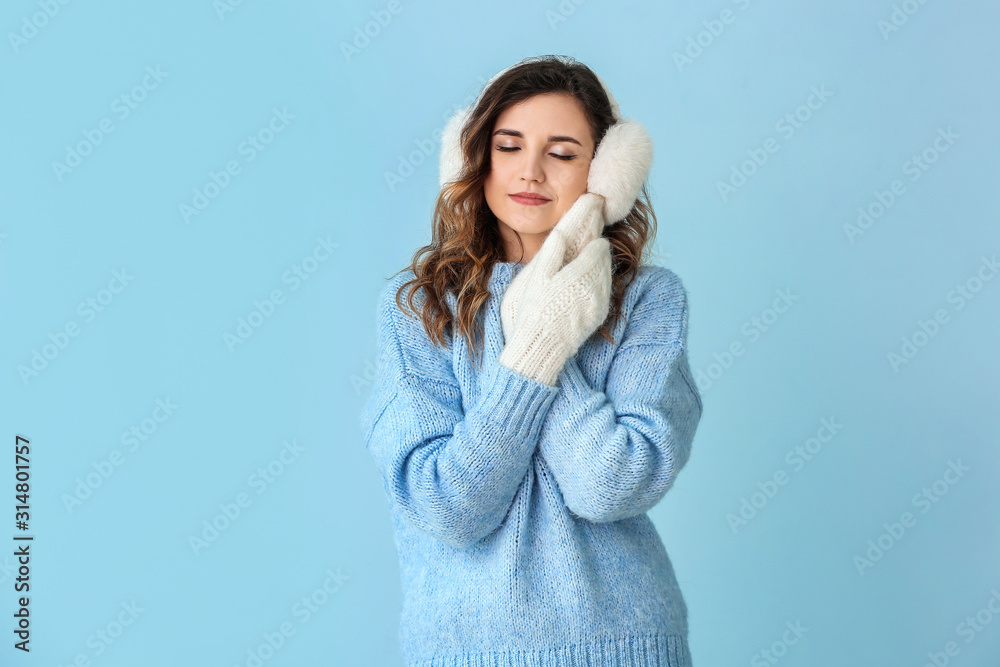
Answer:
[{"xmin": 493, "ymin": 128, "xmax": 583, "ymax": 147}]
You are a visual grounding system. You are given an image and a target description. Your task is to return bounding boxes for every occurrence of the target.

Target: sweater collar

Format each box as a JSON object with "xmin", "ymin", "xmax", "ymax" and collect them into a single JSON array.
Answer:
[{"xmin": 488, "ymin": 261, "xmax": 525, "ymax": 295}]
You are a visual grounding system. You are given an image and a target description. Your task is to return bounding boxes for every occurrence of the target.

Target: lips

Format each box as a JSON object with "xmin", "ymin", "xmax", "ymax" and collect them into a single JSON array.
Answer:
[{"xmin": 509, "ymin": 192, "xmax": 551, "ymax": 205}]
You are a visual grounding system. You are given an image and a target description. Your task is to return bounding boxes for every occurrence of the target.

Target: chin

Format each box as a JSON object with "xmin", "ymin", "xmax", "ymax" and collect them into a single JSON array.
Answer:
[{"xmin": 507, "ymin": 213, "xmax": 555, "ymax": 235}]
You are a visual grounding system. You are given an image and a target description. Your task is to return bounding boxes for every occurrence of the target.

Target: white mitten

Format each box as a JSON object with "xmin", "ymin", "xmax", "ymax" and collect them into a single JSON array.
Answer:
[
  {"xmin": 498, "ymin": 226, "xmax": 612, "ymax": 387},
  {"xmin": 501, "ymin": 192, "xmax": 606, "ymax": 343}
]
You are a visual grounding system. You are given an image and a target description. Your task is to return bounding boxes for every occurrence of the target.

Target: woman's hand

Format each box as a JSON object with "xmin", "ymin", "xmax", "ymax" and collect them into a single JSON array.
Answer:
[
  {"xmin": 498, "ymin": 205, "xmax": 612, "ymax": 387},
  {"xmin": 501, "ymin": 192, "xmax": 607, "ymax": 343}
]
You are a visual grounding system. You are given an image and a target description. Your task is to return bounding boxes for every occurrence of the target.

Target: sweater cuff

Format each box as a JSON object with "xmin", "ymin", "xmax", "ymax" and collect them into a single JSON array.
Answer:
[{"xmin": 480, "ymin": 360, "xmax": 561, "ymax": 437}]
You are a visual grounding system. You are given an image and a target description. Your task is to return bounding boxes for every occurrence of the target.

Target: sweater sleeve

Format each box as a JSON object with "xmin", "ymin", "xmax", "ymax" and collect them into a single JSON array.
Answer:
[
  {"xmin": 536, "ymin": 269, "xmax": 703, "ymax": 524},
  {"xmin": 359, "ymin": 279, "xmax": 560, "ymax": 549}
]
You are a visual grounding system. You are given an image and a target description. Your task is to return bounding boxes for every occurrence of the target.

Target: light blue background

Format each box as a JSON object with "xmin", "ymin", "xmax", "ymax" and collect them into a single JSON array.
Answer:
[{"xmin": 2, "ymin": 0, "xmax": 998, "ymax": 665}]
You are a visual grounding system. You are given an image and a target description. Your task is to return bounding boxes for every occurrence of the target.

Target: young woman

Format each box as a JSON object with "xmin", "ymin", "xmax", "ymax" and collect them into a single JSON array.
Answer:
[{"xmin": 360, "ymin": 55, "xmax": 704, "ymax": 667}]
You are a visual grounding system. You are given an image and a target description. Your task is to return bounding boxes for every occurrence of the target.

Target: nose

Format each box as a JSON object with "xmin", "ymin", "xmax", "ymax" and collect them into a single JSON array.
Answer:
[{"xmin": 518, "ymin": 148, "xmax": 545, "ymax": 183}]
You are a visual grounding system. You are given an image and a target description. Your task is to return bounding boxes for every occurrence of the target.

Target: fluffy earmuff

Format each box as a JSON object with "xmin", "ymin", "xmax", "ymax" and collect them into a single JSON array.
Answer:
[
  {"xmin": 437, "ymin": 60, "xmax": 653, "ymax": 225},
  {"xmin": 586, "ymin": 120, "xmax": 654, "ymax": 224}
]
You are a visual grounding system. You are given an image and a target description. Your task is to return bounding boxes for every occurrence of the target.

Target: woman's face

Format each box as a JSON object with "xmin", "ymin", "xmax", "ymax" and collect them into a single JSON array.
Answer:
[{"xmin": 483, "ymin": 92, "xmax": 595, "ymax": 261}]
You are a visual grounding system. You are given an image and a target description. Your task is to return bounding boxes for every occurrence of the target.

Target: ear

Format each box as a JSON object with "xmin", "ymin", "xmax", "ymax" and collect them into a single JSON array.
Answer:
[
  {"xmin": 586, "ymin": 120, "xmax": 654, "ymax": 224},
  {"xmin": 438, "ymin": 106, "xmax": 473, "ymax": 189}
]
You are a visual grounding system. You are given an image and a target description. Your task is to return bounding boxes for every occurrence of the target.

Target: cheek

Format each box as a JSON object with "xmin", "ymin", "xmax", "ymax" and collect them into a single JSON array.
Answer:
[
  {"xmin": 483, "ymin": 162, "xmax": 500, "ymax": 190},
  {"xmin": 483, "ymin": 172, "xmax": 507, "ymax": 213},
  {"xmin": 484, "ymin": 171, "xmax": 500, "ymax": 196},
  {"xmin": 555, "ymin": 163, "xmax": 589, "ymax": 201},
  {"xmin": 489, "ymin": 155, "xmax": 513, "ymax": 180}
]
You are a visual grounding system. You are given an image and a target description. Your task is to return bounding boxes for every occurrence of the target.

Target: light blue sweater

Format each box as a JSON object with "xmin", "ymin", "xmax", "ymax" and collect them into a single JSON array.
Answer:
[{"xmin": 359, "ymin": 260, "xmax": 703, "ymax": 667}]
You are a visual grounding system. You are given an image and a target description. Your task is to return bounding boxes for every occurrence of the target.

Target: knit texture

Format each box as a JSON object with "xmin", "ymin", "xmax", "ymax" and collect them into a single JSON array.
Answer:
[
  {"xmin": 498, "ymin": 209, "xmax": 612, "ymax": 387},
  {"xmin": 359, "ymin": 261, "xmax": 704, "ymax": 667}
]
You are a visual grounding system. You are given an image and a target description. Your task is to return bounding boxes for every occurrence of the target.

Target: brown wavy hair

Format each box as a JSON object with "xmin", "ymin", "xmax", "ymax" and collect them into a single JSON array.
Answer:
[{"xmin": 392, "ymin": 55, "xmax": 660, "ymax": 368}]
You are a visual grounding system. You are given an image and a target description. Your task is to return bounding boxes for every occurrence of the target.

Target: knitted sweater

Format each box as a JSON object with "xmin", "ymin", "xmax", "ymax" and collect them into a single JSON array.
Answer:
[{"xmin": 358, "ymin": 260, "xmax": 703, "ymax": 667}]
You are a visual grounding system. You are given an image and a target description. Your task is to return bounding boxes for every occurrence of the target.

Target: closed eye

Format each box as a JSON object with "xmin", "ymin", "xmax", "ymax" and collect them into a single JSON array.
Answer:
[{"xmin": 495, "ymin": 145, "xmax": 576, "ymax": 160}]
